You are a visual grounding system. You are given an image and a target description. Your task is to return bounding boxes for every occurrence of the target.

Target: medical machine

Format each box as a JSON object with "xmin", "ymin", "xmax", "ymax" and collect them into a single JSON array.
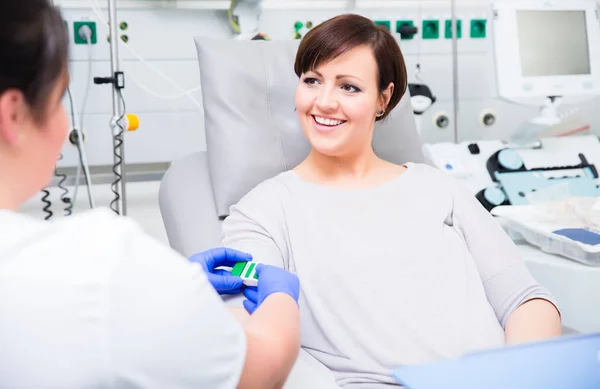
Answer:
[
  {"xmin": 425, "ymin": 0, "xmax": 600, "ymax": 211},
  {"xmin": 491, "ymin": 0, "xmax": 600, "ymax": 142},
  {"xmin": 492, "ymin": 0, "xmax": 600, "ymax": 104},
  {"xmin": 424, "ymin": 135, "xmax": 600, "ymax": 208}
]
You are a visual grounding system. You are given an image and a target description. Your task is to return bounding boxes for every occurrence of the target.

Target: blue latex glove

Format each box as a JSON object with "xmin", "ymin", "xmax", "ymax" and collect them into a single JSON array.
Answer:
[
  {"xmin": 188, "ymin": 247, "xmax": 253, "ymax": 294},
  {"xmin": 242, "ymin": 264, "xmax": 300, "ymax": 314}
]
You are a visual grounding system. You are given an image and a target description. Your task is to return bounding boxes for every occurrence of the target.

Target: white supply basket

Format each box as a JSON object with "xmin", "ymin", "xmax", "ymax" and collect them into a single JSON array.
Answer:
[{"xmin": 492, "ymin": 196, "xmax": 600, "ymax": 267}]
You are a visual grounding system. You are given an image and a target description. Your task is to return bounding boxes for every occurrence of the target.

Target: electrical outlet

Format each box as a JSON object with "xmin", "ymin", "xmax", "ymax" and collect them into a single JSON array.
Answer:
[
  {"xmin": 74, "ymin": 21, "xmax": 97, "ymax": 44},
  {"xmin": 396, "ymin": 20, "xmax": 416, "ymax": 40},
  {"xmin": 422, "ymin": 20, "xmax": 440, "ymax": 39},
  {"xmin": 470, "ymin": 19, "xmax": 487, "ymax": 38},
  {"xmin": 445, "ymin": 19, "xmax": 462, "ymax": 39}
]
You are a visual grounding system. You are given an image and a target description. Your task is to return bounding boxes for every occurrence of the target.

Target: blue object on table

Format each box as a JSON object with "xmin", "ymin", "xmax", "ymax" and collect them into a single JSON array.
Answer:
[
  {"xmin": 553, "ymin": 228, "xmax": 600, "ymax": 246},
  {"xmin": 497, "ymin": 148, "xmax": 524, "ymax": 170},
  {"xmin": 483, "ymin": 186, "xmax": 507, "ymax": 206},
  {"xmin": 392, "ymin": 333, "xmax": 600, "ymax": 389}
]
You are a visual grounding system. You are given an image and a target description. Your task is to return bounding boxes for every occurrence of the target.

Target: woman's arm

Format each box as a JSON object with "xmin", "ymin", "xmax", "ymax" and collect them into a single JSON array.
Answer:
[
  {"xmin": 229, "ymin": 307, "xmax": 251, "ymax": 325},
  {"xmin": 504, "ymin": 298, "xmax": 561, "ymax": 345},
  {"xmin": 237, "ymin": 293, "xmax": 300, "ymax": 389},
  {"xmin": 445, "ymin": 171, "xmax": 562, "ymax": 336},
  {"xmin": 219, "ymin": 182, "xmax": 299, "ymax": 388},
  {"xmin": 228, "ymin": 296, "xmax": 300, "ymax": 389}
]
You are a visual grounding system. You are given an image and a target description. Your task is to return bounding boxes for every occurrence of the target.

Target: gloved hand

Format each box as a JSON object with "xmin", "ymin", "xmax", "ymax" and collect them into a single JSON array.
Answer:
[
  {"xmin": 188, "ymin": 247, "xmax": 253, "ymax": 294},
  {"xmin": 242, "ymin": 264, "xmax": 300, "ymax": 314}
]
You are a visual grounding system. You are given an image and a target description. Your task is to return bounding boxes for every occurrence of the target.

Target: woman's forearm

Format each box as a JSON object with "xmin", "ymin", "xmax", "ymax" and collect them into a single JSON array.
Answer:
[
  {"xmin": 504, "ymin": 298, "xmax": 561, "ymax": 345},
  {"xmin": 229, "ymin": 306, "xmax": 251, "ymax": 326},
  {"xmin": 237, "ymin": 293, "xmax": 300, "ymax": 389}
]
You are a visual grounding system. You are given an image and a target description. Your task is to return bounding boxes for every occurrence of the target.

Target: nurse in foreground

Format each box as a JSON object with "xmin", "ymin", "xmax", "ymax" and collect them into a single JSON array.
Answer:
[{"xmin": 0, "ymin": 1, "xmax": 300, "ymax": 388}]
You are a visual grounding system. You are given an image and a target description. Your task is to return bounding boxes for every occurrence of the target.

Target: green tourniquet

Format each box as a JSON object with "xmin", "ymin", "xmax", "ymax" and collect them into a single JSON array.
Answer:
[
  {"xmin": 231, "ymin": 262, "xmax": 246, "ymax": 277},
  {"xmin": 232, "ymin": 262, "xmax": 258, "ymax": 279},
  {"xmin": 244, "ymin": 263, "xmax": 256, "ymax": 278}
]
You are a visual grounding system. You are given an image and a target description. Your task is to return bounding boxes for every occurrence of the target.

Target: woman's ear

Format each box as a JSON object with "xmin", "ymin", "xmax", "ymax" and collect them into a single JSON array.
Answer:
[
  {"xmin": 379, "ymin": 82, "xmax": 394, "ymax": 113},
  {"xmin": 0, "ymin": 90, "xmax": 27, "ymax": 146}
]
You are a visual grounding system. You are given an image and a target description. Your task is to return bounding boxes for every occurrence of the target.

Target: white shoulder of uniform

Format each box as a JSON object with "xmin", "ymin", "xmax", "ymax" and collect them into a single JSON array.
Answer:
[
  {"xmin": 0, "ymin": 207, "xmax": 246, "ymax": 389},
  {"xmin": 54, "ymin": 207, "xmax": 141, "ymax": 237}
]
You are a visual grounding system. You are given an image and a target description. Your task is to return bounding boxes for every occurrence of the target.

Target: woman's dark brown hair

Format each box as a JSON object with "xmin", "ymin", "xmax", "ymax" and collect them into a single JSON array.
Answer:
[
  {"xmin": 294, "ymin": 13, "xmax": 407, "ymax": 121},
  {"xmin": 0, "ymin": 0, "xmax": 69, "ymax": 122}
]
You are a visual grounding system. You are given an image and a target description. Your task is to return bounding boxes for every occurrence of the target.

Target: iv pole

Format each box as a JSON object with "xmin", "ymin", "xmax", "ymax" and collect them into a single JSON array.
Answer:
[{"xmin": 107, "ymin": 0, "xmax": 127, "ymax": 215}]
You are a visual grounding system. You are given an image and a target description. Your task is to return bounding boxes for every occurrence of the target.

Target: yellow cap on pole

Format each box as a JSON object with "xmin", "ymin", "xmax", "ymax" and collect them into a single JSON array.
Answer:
[{"xmin": 126, "ymin": 113, "xmax": 139, "ymax": 131}]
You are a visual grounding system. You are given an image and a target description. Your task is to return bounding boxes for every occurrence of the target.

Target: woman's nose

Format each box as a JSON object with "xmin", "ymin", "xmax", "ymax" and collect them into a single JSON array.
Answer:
[{"xmin": 315, "ymin": 89, "xmax": 339, "ymax": 111}]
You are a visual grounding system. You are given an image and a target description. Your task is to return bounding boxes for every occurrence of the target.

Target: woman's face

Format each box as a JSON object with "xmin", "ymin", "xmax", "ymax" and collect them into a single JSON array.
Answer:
[{"xmin": 295, "ymin": 44, "xmax": 392, "ymax": 158}]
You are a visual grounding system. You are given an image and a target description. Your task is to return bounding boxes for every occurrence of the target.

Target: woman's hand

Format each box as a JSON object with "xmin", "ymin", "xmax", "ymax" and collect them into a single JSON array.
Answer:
[
  {"xmin": 188, "ymin": 247, "xmax": 253, "ymax": 294},
  {"xmin": 242, "ymin": 264, "xmax": 300, "ymax": 314}
]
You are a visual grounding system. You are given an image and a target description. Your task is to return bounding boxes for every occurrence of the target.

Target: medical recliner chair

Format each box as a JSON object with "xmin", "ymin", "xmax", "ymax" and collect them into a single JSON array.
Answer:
[{"xmin": 158, "ymin": 37, "xmax": 425, "ymax": 388}]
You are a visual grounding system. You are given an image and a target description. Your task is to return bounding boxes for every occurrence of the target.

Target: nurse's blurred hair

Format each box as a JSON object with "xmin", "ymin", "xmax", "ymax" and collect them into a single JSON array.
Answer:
[
  {"xmin": 0, "ymin": 0, "xmax": 69, "ymax": 121},
  {"xmin": 294, "ymin": 13, "xmax": 407, "ymax": 122}
]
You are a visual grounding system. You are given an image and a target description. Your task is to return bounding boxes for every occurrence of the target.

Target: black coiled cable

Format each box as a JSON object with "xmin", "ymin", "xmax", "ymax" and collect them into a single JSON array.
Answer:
[
  {"xmin": 41, "ymin": 189, "xmax": 53, "ymax": 220},
  {"xmin": 110, "ymin": 89, "xmax": 127, "ymax": 215},
  {"xmin": 55, "ymin": 154, "xmax": 72, "ymax": 216}
]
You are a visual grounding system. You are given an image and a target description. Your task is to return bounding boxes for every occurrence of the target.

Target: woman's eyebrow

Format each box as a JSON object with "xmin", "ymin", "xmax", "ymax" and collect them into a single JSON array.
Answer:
[
  {"xmin": 335, "ymin": 74, "xmax": 364, "ymax": 82},
  {"xmin": 310, "ymin": 70, "xmax": 364, "ymax": 83}
]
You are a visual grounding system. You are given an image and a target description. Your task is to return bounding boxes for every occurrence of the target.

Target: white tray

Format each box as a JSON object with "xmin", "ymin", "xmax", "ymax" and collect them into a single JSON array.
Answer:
[{"xmin": 492, "ymin": 202, "xmax": 600, "ymax": 267}]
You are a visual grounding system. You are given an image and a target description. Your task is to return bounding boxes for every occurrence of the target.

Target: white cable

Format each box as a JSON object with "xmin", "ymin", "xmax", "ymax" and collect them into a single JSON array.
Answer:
[
  {"xmin": 71, "ymin": 161, "xmax": 82, "ymax": 211},
  {"xmin": 76, "ymin": 133, "xmax": 96, "ymax": 209},
  {"xmin": 71, "ymin": 28, "xmax": 96, "ymax": 210},
  {"xmin": 87, "ymin": 0, "xmax": 203, "ymax": 109},
  {"xmin": 68, "ymin": 91, "xmax": 83, "ymax": 212},
  {"xmin": 79, "ymin": 36, "xmax": 93, "ymax": 137},
  {"xmin": 79, "ymin": 37, "xmax": 96, "ymax": 209}
]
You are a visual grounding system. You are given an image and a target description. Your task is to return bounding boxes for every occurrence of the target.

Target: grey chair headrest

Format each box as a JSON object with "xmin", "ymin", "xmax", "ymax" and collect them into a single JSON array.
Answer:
[{"xmin": 194, "ymin": 37, "xmax": 424, "ymax": 218}]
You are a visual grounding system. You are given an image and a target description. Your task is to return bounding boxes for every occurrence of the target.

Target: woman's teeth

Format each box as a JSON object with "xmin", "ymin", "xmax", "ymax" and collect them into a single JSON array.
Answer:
[{"xmin": 314, "ymin": 115, "xmax": 345, "ymax": 126}]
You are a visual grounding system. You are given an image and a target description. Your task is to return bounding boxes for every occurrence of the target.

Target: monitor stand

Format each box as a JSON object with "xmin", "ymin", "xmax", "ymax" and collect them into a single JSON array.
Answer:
[
  {"xmin": 531, "ymin": 96, "xmax": 563, "ymax": 126},
  {"xmin": 509, "ymin": 96, "xmax": 564, "ymax": 145}
]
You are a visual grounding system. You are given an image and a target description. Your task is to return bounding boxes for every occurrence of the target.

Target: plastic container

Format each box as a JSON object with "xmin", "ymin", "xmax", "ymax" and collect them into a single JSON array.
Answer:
[
  {"xmin": 500, "ymin": 218, "xmax": 600, "ymax": 266},
  {"xmin": 492, "ymin": 198, "xmax": 600, "ymax": 267}
]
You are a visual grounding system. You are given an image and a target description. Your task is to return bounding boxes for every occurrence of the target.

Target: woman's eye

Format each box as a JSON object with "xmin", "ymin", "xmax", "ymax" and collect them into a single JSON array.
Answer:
[
  {"xmin": 303, "ymin": 77, "xmax": 319, "ymax": 85},
  {"xmin": 341, "ymin": 83, "xmax": 360, "ymax": 93}
]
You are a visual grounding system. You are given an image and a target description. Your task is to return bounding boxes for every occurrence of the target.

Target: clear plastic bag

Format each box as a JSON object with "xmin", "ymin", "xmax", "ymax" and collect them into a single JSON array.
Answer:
[
  {"xmin": 524, "ymin": 183, "xmax": 600, "ymax": 232},
  {"xmin": 492, "ymin": 190, "xmax": 600, "ymax": 266}
]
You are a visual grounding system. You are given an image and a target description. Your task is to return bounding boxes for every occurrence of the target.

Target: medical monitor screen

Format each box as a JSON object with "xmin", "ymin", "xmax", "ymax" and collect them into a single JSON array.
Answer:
[{"xmin": 516, "ymin": 10, "xmax": 591, "ymax": 77}]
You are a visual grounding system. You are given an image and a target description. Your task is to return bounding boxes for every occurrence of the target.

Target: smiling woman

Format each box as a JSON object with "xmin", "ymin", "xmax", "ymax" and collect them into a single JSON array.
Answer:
[
  {"xmin": 290, "ymin": 14, "xmax": 411, "ymax": 185},
  {"xmin": 294, "ymin": 13, "xmax": 407, "ymax": 123},
  {"xmin": 219, "ymin": 12, "xmax": 562, "ymax": 389},
  {"xmin": 295, "ymin": 44, "xmax": 390, "ymax": 160}
]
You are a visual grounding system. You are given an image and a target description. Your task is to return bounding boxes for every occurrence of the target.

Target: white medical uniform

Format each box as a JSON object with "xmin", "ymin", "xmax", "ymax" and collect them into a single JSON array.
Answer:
[{"xmin": 0, "ymin": 208, "xmax": 245, "ymax": 389}]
